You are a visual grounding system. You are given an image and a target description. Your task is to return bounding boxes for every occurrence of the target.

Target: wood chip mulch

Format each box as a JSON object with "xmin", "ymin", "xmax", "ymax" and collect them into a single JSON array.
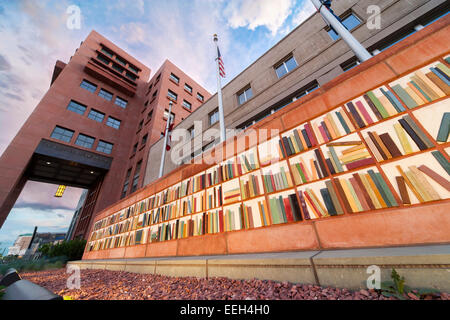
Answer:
[{"xmin": 20, "ymin": 268, "xmax": 449, "ymax": 300}]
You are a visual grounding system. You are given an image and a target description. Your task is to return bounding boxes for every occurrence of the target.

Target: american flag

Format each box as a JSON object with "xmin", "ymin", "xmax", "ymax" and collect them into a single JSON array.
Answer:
[
  {"xmin": 217, "ymin": 47, "xmax": 225, "ymax": 78},
  {"xmin": 164, "ymin": 122, "xmax": 174, "ymax": 151}
]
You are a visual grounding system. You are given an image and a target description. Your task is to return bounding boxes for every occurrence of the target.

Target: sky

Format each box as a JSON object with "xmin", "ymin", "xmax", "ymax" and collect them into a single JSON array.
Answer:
[{"xmin": 0, "ymin": 0, "xmax": 316, "ymax": 253}]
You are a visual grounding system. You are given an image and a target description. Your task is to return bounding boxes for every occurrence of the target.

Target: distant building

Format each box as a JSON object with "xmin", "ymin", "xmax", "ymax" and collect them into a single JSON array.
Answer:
[
  {"xmin": 0, "ymin": 30, "xmax": 211, "ymax": 241},
  {"xmin": 7, "ymin": 233, "xmax": 33, "ymax": 256},
  {"xmin": 66, "ymin": 189, "xmax": 88, "ymax": 241},
  {"xmin": 26, "ymin": 232, "xmax": 67, "ymax": 259}
]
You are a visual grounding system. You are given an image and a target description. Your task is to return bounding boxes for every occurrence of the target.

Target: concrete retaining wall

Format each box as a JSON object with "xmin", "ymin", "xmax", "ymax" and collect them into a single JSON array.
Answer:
[{"xmin": 70, "ymin": 244, "xmax": 450, "ymax": 292}]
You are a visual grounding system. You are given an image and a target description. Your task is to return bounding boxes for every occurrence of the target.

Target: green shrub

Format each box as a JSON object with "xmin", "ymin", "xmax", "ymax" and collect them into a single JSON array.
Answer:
[
  {"xmin": 38, "ymin": 239, "xmax": 86, "ymax": 261},
  {"xmin": 0, "ymin": 256, "xmax": 69, "ymax": 275},
  {"xmin": 0, "ymin": 240, "xmax": 86, "ymax": 275},
  {"xmin": 380, "ymin": 268, "xmax": 441, "ymax": 299}
]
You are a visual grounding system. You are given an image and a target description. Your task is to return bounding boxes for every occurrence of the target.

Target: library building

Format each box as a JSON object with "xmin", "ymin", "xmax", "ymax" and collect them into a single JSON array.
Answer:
[{"xmin": 1, "ymin": 0, "xmax": 449, "ymax": 291}]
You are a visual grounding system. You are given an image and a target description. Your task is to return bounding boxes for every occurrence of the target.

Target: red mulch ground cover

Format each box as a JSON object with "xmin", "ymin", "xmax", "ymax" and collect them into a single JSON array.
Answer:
[{"xmin": 20, "ymin": 268, "xmax": 449, "ymax": 300}]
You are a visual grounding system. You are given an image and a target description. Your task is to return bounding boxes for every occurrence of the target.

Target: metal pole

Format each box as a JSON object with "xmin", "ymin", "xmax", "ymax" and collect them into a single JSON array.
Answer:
[
  {"xmin": 158, "ymin": 100, "xmax": 173, "ymax": 178},
  {"xmin": 213, "ymin": 34, "xmax": 226, "ymax": 142},
  {"xmin": 310, "ymin": 0, "xmax": 372, "ymax": 62}
]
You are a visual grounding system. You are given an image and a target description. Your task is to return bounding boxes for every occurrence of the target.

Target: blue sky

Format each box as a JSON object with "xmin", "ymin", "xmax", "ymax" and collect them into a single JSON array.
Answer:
[{"xmin": 0, "ymin": 0, "xmax": 315, "ymax": 253}]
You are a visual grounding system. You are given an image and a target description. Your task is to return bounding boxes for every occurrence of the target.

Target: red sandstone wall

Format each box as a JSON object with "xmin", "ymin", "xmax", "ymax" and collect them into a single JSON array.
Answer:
[
  {"xmin": 125, "ymin": 60, "xmax": 212, "ymax": 194},
  {"xmin": 82, "ymin": 16, "xmax": 450, "ymax": 260},
  {"xmin": 0, "ymin": 30, "xmax": 150, "ymax": 232}
]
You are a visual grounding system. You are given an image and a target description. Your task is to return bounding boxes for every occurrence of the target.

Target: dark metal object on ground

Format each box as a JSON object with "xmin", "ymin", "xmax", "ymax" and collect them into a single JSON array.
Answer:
[{"xmin": 2, "ymin": 279, "xmax": 63, "ymax": 300}]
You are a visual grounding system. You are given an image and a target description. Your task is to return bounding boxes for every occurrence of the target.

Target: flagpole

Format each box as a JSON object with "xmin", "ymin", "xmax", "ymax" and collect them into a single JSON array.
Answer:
[
  {"xmin": 213, "ymin": 34, "xmax": 226, "ymax": 143},
  {"xmin": 310, "ymin": 0, "xmax": 372, "ymax": 62},
  {"xmin": 159, "ymin": 100, "xmax": 173, "ymax": 178}
]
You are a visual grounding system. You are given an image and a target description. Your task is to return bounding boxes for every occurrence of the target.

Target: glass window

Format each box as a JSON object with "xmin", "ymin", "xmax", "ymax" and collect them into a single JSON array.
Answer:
[
  {"xmin": 132, "ymin": 143, "xmax": 138, "ymax": 154},
  {"xmin": 142, "ymin": 134, "xmax": 148, "ymax": 145},
  {"xmin": 197, "ymin": 93, "xmax": 204, "ymax": 101},
  {"xmin": 327, "ymin": 13, "xmax": 361, "ymax": 41},
  {"xmin": 125, "ymin": 71, "xmax": 137, "ymax": 81},
  {"xmin": 167, "ymin": 90, "xmax": 178, "ymax": 101},
  {"xmin": 182, "ymin": 100, "xmax": 192, "ymax": 111},
  {"xmin": 184, "ymin": 83, "xmax": 192, "ymax": 93},
  {"xmin": 112, "ymin": 63, "xmax": 124, "ymax": 73},
  {"xmin": 209, "ymin": 108, "xmax": 219, "ymax": 126},
  {"xmin": 138, "ymin": 120, "xmax": 143, "ymax": 130},
  {"xmin": 275, "ymin": 56, "xmax": 298, "ymax": 78},
  {"xmin": 296, "ymin": 82, "xmax": 320, "ymax": 99},
  {"xmin": 67, "ymin": 100, "xmax": 87, "ymax": 115},
  {"xmin": 188, "ymin": 126, "xmax": 195, "ymax": 139},
  {"xmin": 80, "ymin": 80, "xmax": 97, "ymax": 93},
  {"xmin": 121, "ymin": 169, "xmax": 132, "ymax": 199},
  {"xmin": 88, "ymin": 109, "xmax": 105, "ymax": 123},
  {"xmin": 115, "ymin": 56, "xmax": 127, "ymax": 66},
  {"xmin": 75, "ymin": 133, "xmax": 95, "ymax": 149},
  {"xmin": 342, "ymin": 13, "xmax": 361, "ymax": 30},
  {"xmin": 155, "ymin": 74, "xmax": 161, "ymax": 84},
  {"xmin": 341, "ymin": 58, "xmax": 360, "ymax": 71},
  {"xmin": 284, "ymin": 57, "xmax": 298, "ymax": 73},
  {"xmin": 106, "ymin": 116, "xmax": 121, "ymax": 129},
  {"xmin": 327, "ymin": 28, "xmax": 340, "ymax": 41},
  {"xmin": 129, "ymin": 64, "xmax": 139, "ymax": 74},
  {"xmin": 146, "ymin": 84, "xmax": 153, "ymax": 95},
  {"xmin": 96, "ymin": 140, "xmax": 113, "ymax": 154},
  {"xmin": 164, "ymin": 109, "xmax": 175, "ymax": 122},
  {"xmin": 238, "ymin": 87, "xmax": 253, "ymax": 105},
  {"xmin": 96, "ymin": 54, "xmax": 110, "ymax": 65},
  {"xmin": 170, "ymin": 73, "xmax": 180, "ymax": 84},
  {"xmin": 203, "ymin": 141, "xmax": 215, "ymax": 152},
  {"xmin": 147, "ymin": 110, "xmax": 153, "ymax": 120},
  {"xmin": 98, "ymin": 89, "xmax": 113, "ymax": 101},
  {"xmin": 50, "ymin": 126, "xmax": 74, "ymax": 143},
  {"xmin": 100, "ymin": 47, "xmax": 113, "ymax": 58},
  {"xmin": 114, "ymin": 96, "xmax": 128, "ymax": 108},
  {"xmin": 131, "ymin": 161, "xmax": 142, "ymax": 193}
]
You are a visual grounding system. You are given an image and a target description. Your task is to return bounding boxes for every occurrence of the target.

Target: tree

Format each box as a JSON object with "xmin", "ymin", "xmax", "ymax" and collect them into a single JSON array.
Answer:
[{"xmin": 38, "ymin": 239, "xmax": 87, "ymax": 261}]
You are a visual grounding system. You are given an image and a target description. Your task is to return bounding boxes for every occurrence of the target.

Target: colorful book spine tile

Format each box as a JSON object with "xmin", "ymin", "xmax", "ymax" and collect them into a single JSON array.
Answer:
[
  {"xmin": 334, "ymin": 170, "xmax": 398, "ymax": 213},
  {"xmin": 395, "ymin": 163, "xmax": 446, "ymax": 203},
  {"xmin": 436, "ymin": 113, "xmax": 450, "ymax": 143},
  {"xmin": 431, "ymin": 151, "xmax": 450, "ymax": 176},
  {"xmin": 390, "ymin": 62, "xmax": 450, "ymax": 109},
  {"xmin": 240, "ymin": 174, "xmax": 262, "ymax": 200},
  {"xmin": 237, "ymin": 151, "xmax": 259, "ymax": 174},
  {"xmin": 223, "ymin": 187, "xmax": 241, "ymax": 205}
]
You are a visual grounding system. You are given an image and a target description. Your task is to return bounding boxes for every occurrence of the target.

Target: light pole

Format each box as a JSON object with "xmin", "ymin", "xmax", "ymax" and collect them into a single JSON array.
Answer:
[
  {"xmin": 213, "ymin": 34, "xmax": 227, "ymax": 142},
  {"xmin": 158, "ymin": 100, "xmax": 173, "ymax": 178},
  {"xmin": 310, "ymin": 0, "xmax": 372, "ymax": 62}
]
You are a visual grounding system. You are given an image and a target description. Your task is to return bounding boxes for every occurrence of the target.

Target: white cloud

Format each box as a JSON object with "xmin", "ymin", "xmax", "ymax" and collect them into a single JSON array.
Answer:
[
  {"xmin": 292, "ymin": 0, "xmax": 316, "ymax": 26},
  {"xmin": 111, "ymin": 1, "xmax": 232, "ymax": 93},
  {"xmin": 108, "ymin": 0, "xmax": 145, "ymax": 16},
  {"xmin": 0, "ymin": 0, "xmax": 83, "ymax": 155},
  {"xmin": 224, "ymin": 0, "xmax": 295, "ymax": 36},
  {"xmin": 0, "ymin": 207, "xmax": 74, "ymax": 243},
  {"xmin": 118, "ymin": 22, "xmax": 147, "ymax": 44}
]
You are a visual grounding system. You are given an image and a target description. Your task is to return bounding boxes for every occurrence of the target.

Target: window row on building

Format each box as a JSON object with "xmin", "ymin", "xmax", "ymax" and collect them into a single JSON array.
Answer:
[
  {"xmin": 66, "ymin": 99, "xmax": 122, "ymax": 130},
  {"xmin": 50, "ymin": 125, "xmax": 114, "ymax": 155},
  {"xmin": 80, "ymin": 79, "xmax": 128, "ymax": 109},
  {"xmin": 121, "ymin": 159, "xmax": 142, "ymax": 198},
  {"xmin": 97, "ymin": 45, "xmax": 141, "ymax": 82},
  {"xmin": 227, "ymin": 12, "xmax": 362, "ymax": 111},
  {"xmin": 146, "ymin": 72, "xmax": 205, "ymax": 104},
  {"xmin": 168, "ymin": 72, "xmax": 205, "ymax": 103}
]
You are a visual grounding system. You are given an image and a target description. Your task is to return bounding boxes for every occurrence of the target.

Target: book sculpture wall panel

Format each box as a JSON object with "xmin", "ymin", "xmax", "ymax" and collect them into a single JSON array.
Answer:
[{"xmin": 87, "ymin": 58, "xmax": 450, "ymax": 253}]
